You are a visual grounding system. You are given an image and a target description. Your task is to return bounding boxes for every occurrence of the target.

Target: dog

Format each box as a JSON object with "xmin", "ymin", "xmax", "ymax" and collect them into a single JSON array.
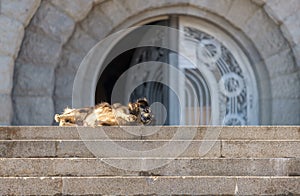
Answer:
[{"xmin": 54, "ymin": 98, "xmax": 153, "ymax": 126}]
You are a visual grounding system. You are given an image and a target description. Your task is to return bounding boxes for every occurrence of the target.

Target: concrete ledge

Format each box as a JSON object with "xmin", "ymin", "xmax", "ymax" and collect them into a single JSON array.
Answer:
[
  {"xmin": 0, "ymin": 158, "xmax": 298, "ymax": 177},
  {"xmin": 0, "ymin": 126, "xmax": 299, "ymax": 140},
  {"xmin": 0, "ymin": 140, "xmax": 299, "ymax": 158},
  {"xmin": 0, "ymin": 176, "xmax": 299, "ymax": 195}
]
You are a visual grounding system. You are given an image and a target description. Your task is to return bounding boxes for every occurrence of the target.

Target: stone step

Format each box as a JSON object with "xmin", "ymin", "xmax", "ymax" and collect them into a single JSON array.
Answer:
[
  {"xmin": 0, "ymin": 158, "xmax": 299, "ymax": 177},
  {"xmin": 0, "ymin": 126, "xmax": 299, "ymax": 140},
  {"xmin": 0, "ymin": 176, "xmax": 299, "ymax": 195},
  {"xmin": 0, "ymin": 140, "xmax": 299, "ymax": 158}
]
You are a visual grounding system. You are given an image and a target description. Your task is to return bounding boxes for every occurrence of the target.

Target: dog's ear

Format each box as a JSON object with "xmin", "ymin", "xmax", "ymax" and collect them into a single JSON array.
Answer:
[{"xmin": 54, "ymin": 114, "xmax": 60, "ymax": 122}]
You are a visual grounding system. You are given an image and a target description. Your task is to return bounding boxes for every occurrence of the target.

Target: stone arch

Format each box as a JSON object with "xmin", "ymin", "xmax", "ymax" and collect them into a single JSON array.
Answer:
[{"xmin": 9, "ymin": 0, "xmax": 300, "ymax": 125}]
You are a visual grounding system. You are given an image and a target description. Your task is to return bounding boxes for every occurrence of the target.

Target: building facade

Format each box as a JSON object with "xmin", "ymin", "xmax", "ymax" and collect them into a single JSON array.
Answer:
[{"xmin": 0, "ymin": 0, "xmax": 299, "ymax": 125}]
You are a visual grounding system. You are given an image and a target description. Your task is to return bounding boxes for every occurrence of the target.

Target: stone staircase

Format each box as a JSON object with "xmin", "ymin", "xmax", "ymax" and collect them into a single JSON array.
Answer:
[{"xmin": 0, "ymin": 126, "xmax": 299, "ymax": 195}]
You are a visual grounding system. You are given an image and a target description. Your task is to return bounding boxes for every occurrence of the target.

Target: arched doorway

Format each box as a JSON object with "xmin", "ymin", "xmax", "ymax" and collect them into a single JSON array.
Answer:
[{"xmin": 94, "ymin": 15, "xmax": 259, "ymax": 125}]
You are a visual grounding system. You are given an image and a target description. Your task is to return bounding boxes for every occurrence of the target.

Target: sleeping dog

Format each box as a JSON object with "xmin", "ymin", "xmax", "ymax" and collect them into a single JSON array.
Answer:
[{"xmin": 54, "ymin": 98, "xmax": 153, "ymax": 126}]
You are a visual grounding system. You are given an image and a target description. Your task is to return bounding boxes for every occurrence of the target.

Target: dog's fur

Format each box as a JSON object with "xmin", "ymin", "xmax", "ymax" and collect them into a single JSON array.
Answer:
[{"xmin": 54, "ymin": 98, "xmax": 153, "ymax": 126}]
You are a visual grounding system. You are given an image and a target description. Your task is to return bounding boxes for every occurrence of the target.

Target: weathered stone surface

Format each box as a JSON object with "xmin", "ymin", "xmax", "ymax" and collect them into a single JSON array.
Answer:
[
  {"xmin": 0, "ymin": 126, "xmax": 299, "ymax": 140},
  {"xmin": 0, "ymin": 139, "xmax": 222, "ymax": 158},
  {"xmin": 0, "ymin": 177, "xmax": 62, "ymax": 195},
  {"xmin": 0, "ymin": 95, "xmax": 12, "ymax": 125},
  {"xmin": 280, "ymin": 12, "xmax": 300, "ymax": 45},
  {"xmin": 62, "ymin": 176, "xmax": 236, "ymax": 195},
  {"xmin": 31, "ymin": 1, "xmax": 75, "ymax": 43},
  {"xmin": 252, "ymin": 0, "xmax": 266, "ymax": 6},
  {"xmin": 0, "ymin": 141, "xmax": 56, "ymax": 158},
  {"xmin": 54, "ymin": 67, "xmax": 75, "ymax": 99},
  {"xmin": 270, "ymin": 72, "xmax": 300, "ymax": 99},
  {"xmin": 13, "ymin": 96, "xmax": 54, "ymax": 125},
  {"xmin": 62, "ymin": 176, "xmax": 300, "ymax": 195},
  {"xmin": 272, "ymin": 99, "xmax": 300, "ymax": 125},
  {"xmin": 93, "ymin": 0, "xmax": 105, "ymax": 4},
  {"xmin": 0, "ymin": 176, "xmax": 298, "ymax": 195},
  {"xmin": 190, "ymin": 0, "xmax": 233, "ymax": 17},
  {"xmin": 243, "ymin": 9, "xmax": 289, "ymax": 58},
  {"xmin": 1, "ymin": 0, "xmax": 41, "ymax": 26},
  {"xmin": 293, "ymin": 44, "xmax": 300, "ymax": 68},
  {"xmin": 0, "ymin": 126, "xmax": 81, "ymax": 140},
  {"xmin": 13, "ymin": 64, "xmax": 54, "ymax": 96},
  {"xmin": 0, "ymin": 15, "xmax": 24, "ymax": 58},
  {"xmin": 99, "ymin": 0, "xmax": 130, "ymax": 26},
  {"xmin": 264, "ymin": 0, "xmax": 300, "ymax": 22},
  {"xmin": 0, "ymin": 158, "xmax": 135, "ymax": 177},
  {"xmin": 226, "ymin": 0, "xmax": 259, "ymax": 28},
  {"xmin": 56, "ymin": 141, "xmax": 94, "ymax": 158},
  {"xmin": 17, "ymin": 30, "xmax": 62, "ymax": 66},
  {"xmin": 264, "ymin": 48, "xmax": 297, "ymax": 77},
  {"xmin": 56, "ymin": 140, "xmax": 221, "ymax": 158},
  {"xmin": 68, "ymin": 26, "xmax": 98, "ymax": 54},
  {"xmin": 51, "ymin": 0, "xmax": 93, "ymax": 22},
  {"xmin": 222, "ymin": 141, "xmax": 300, "ymax": 158},
  {"xmin": 0, "ymin": 158, "xmax": 298, "ymax": 177},
  {"xmin": 236, "ymin": 177, "xmax": 300, "ymax": 195},
  {"xmin": 0, "ymin": 56, "xmax": 14, "ymax": 94},
  {"xmin": 80, "ymin": 5, "xmax": 113, "ymax": 40}
]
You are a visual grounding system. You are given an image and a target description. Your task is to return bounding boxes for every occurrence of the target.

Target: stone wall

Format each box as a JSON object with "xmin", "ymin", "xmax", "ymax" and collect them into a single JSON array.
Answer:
[{"xmin": 0, "ymin": 0, "xmax": 299, "ymax": 125}]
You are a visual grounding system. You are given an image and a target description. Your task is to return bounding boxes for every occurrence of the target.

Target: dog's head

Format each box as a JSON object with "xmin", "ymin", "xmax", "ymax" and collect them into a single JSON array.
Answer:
[
  {"xmin": 128, "ymin": 98, "xmax": 153, "ymax": 125},
  {"xmin": 54, "ymin": 108, "xmax": 76, "ymax": 126}
]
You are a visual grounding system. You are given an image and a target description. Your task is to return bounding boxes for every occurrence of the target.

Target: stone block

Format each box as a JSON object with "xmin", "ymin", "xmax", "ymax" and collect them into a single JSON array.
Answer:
[
  {"xmin": 272, "ymin": 99, "xmax": 300, "ymax": 125},
  {"xmin": 237, "ymin": 177, "xmax": 300, "ymax": 195},
  {"xmin": 1, "ymin": 0, "xmax": 41, "ymax": 26},
  {"xmin": 62, "ymin": 176, "xmax": 236, "ymax": 195},
  {"xmin": 51, "ymin": 0, "xmax": 93, "ymax": 22},
  {"xmin": 13, "ymin": 64, "xmax": 54, "ymax": 96},
  {"xmin": 190, "ymin": 0, "xmax": 233, "ymax": 17},
  {"xmin": 0, "ymin": 56, "xmax": 14, "ymax": 94},
  {"xmin": 0, "ymin": 15, "xmax": 24, "ymax": 58},
  {"xmin": 54, "ymin": 66, "xmax": 75, "ymax": 99},
  {"xmin": 1, "ymin": 157, "xmax": 297, "ymax": 177},
  {"xmin": 68, "ymin": 26, "xmax": 98, "ymax": 54},
  {"xmin": 0, "ymin": 141, "xmax": 56, "ymax": 158},
  {"xmin": 280, "ymin": 12, "xmax": 300, "ymax": 45},
  {"xmin": 13, "ymin": 96, "xmax": 55, "ymax": 125},
  {"xmin": 0, "ymin": 176, "xmax": 298, "ymax": 195},
  {"xmin": 264, "ymin": 0, "xmax": 300, "ymax": 22},
  {"xmin": 31, "ymin": 1, "xmax": 75, "ymax": 43},
  {"xmin": 264, "ymin": 48, "xmax": 297, "ymax": 77},
  {"xmin": 0, "ymin": 158, "xmax": 54, "ymax": 177},
  {"xmin": 1, "ymin": 126, "xmax": 299, "ymax": 140},
  {"xmin": 17, "ymin": 30, "xmax": 62, "ymax": 66},
  {"xmin": 149, "ymin": 158, "xmax": 296, "ymax": 176},
  {"xmin": 99, "ymin": 0, "xmax": 130, "ymax": 26},
  {"xmin": 218, "ymin": 126, "xmax": 300, "ymax": 140},
  {"xmin": 226, "ymin": 0, "xmax": 259, "ymax": 28},
  {"xmin": 56, "ymin": 141, "xmax": 94, "ymax": 158},
  {"xmin": 0, "ymin": 94, "xmax": 13, "ymax": 125},
  {"xmin": 243, "ymin": 9, "xmax": 289, "ymax": 59},
  {"xmin": 270, "ymin": 72, "xmax": 300, "ymax": 99},
  {"xmin": 222, "ymin": 140, "xmax": 300, "ymax": 158},
  {"xmin": 0, "ymin": 126, "xmax": 80, "ymax": 140},
  {"xmin": 0, "ymin": 177, "xmax": 62, "ymax": 195},
  {"xmin": 80, "ymin": 6, "xmax": 113, "ymax": 40},
  {"xmin": 55, "ymin": 140, "xmax": 221, "ymax": 158}
]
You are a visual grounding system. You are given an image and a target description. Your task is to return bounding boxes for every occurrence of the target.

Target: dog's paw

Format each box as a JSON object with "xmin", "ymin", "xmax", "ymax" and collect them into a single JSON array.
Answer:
[{"xmin": 127, "ymin": 114, "xmax": 137, "ymax": 122}]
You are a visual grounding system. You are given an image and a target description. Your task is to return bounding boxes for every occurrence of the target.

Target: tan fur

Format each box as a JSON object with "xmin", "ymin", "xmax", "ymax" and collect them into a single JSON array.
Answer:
[{"xmin": 54, "ymin": 99, "xmax": 152, "ymax": 127}]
